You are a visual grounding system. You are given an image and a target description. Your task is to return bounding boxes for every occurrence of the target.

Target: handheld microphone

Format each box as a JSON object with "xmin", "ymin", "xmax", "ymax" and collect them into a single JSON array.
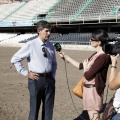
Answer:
[
  {"xmin": 54, "ymin": 43, "xmax": 62, "ymax": 52},
  {"xmin": 54, "ymin": 43, "xmax": 78, "ymax": 114},
  {"xmin": 54, "ymin": 43, "xmax": 65, "ymax": 60}
]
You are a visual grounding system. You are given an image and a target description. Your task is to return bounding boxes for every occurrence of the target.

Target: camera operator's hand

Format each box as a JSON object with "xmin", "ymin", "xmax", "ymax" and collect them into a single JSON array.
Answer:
[
  {"xmin": 110, "ymin": 54, "xmax": 119, "ymax": 66},
  {"xmin": 109, "ymin": 54, "xmax": 120, "ymax": 90}
]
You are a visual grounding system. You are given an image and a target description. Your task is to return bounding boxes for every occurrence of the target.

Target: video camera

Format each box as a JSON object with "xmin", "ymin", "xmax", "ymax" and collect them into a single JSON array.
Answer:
[{"xmin": 102, "ymin": 37, "xmax": 120, "ymax": 55}]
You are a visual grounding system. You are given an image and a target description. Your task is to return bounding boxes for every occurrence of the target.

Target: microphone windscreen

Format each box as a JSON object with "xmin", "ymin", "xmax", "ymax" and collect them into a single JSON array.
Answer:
[{"xmin": 54, "ymin": 43, "xmax": 62, "ymax": 52}]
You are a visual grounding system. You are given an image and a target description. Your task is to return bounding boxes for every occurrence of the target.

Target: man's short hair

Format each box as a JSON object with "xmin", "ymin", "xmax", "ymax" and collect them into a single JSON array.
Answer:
[{"xmin": 36, "ymin": 20, "xmax": 52, "ymax": 30}]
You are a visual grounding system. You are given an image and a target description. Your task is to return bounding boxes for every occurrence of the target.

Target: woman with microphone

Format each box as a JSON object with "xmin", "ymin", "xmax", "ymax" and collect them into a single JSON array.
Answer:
[{"xmin": 57, "ymin": 29, "xmax": 111, "ymax": 120}]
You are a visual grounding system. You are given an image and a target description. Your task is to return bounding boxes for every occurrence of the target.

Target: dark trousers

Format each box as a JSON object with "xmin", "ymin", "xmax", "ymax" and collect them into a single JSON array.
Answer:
[{"xmin": 28, "ymin": 76, "xmax": 55, "ymax": 120}]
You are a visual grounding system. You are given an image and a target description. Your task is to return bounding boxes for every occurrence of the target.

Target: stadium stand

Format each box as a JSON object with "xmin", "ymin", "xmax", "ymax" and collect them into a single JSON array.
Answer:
[
  {"xmin": 2, "ymin": 0, "xmax": 58, "ymax": 22},
  {"xmin": 50, "ymin": 32, "xmax": 118, "ymax": 45},
  {"xmin": 0, "ymin": 2, "xmax": 25, "ymax": 22},
  {"xmin": 47, "ymin": 0, "xmax": 89, "ymax": 22},
  {"xmin": 0, "ymin": 0, "xmax": 119, "ymax": 23},
  {"xmin": 49, "ymin": 33, "xmax": 91, "ymax": 45},
  {"xmin": 0, "ymin": 33, "xmax": 18, "ymax": 41},
  {"xmin": 0, "ymin": 0, "xmax": 120, "ymax": 25},
  {"xmin": 0, "ymin": 33, "xmax": 37, "ymax": 43},
  {"xmin": 0, "ymin": 0, "xmax": 120, "ymax": 49},
  {"xmin": 46, "ymin": 0, "xmax": 120, "ymax": 22},
  {"xmin": 0, "ymin": 32, "xmax": 117, "ymax": 46},
  {"xmin": 77, "ymin": 0, "xmax": 120, "ymax": 21}
]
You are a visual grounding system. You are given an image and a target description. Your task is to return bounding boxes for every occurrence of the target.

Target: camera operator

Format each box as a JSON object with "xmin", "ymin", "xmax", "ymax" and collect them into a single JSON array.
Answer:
[
  {"xmin": 108, "ymin": 54, "xmax": 120, "ymax": 120},
  {"xmin": 58, "ymin": 29, "xmax": 111, "ymax": 120}
]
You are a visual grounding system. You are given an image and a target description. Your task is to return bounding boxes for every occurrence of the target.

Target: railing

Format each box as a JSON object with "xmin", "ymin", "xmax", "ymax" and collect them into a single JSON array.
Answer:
[
  {"xmin": 48, "ymin": 13, "xmax": 120, "ymax": 24},
  {"xmin": 0, "ymin": 13, "xmax": 120, "ymax": 27}
]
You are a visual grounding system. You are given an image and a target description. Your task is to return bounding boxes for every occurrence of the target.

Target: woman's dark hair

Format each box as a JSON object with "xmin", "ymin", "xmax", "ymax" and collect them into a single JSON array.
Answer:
[
  {"xmin": 92, "ymin": 29, "xmax": 109, "ymax": 45},
  {"xmin": 36, "ymin": 20, "xmax": 52, "ymax": 31}
]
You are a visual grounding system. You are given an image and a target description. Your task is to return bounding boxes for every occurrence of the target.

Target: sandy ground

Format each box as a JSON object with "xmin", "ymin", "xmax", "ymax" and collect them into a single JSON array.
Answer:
[{"xmin": 0, "ymin": 46, "xmax": 117, "ymax": 120}]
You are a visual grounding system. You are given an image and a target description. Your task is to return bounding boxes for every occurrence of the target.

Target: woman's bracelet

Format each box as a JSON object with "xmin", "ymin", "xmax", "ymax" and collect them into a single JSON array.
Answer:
[{"xmin": 111, "ymin": 66, "xmax": 117, "ymax": 68}]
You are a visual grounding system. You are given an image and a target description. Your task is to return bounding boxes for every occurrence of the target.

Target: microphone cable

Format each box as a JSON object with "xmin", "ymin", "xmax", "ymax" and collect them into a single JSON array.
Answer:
[
  {"xmin": 53, "ymin": 43, "xmax": 85, "ymax": 120},
  {"xmin": 63, "ymin": 58, "xmax": 86, "ymax": 120}
]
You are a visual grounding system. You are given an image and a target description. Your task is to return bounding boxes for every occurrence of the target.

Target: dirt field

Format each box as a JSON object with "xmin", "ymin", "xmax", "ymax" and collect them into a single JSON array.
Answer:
[{"xmin": 0, "ymin": 46, "xmax": 117, "ymax": 120}]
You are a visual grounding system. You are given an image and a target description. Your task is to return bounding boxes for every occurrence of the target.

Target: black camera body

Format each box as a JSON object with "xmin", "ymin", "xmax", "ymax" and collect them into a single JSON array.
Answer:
[{"xmin": 102, "ymin": 37, "xmax": 120, "ymax": 55}]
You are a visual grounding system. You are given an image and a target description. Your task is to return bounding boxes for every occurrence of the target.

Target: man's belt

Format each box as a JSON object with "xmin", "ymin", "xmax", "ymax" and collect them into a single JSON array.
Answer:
[
  {"xmin": 30, "ymin": 71, "xmax": 52, "ymax": 77},
  {"xmin": 38, "ymin": 72, "xmax": 52, "ymax": 77}
]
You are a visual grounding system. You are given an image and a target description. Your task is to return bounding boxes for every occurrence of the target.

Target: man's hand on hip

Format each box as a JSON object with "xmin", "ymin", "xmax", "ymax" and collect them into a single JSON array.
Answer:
[{"xmin": 27, "ymin": 72, "xmax": 39, "ymax": 80}]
